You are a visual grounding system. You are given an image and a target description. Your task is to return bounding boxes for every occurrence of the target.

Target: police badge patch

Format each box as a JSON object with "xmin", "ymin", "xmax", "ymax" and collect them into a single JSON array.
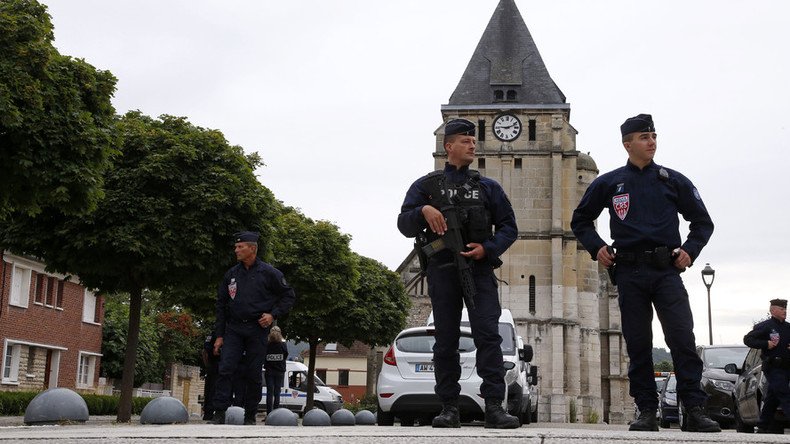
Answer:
[
  {"xmin": 228, "ymin": 278, "xmax": 237, "ymax": 299},
  {"xmin": 613, "ymin": 194, "xmax": 630, "ymax": 220}
]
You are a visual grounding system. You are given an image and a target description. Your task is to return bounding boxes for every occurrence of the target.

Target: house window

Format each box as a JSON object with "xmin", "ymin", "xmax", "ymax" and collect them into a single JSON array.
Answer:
[
  {"xmin": 338, "ymin": 369, "xmax": 349, "ymax": 387},
  {"xmin": 34, "ymin": 273, "xmax": 46, "ymax": 304},
  {"xmin": 9, "ymin": 265, "xmax": 32, "ymax": 308},
  {"xmin": 45, "ymin": 276, "xmax": 56, "ymax": 307},
  {"xmin": 2, "ymin": 343, "xmax": 21, "ymax": 384},
  {"xmin": 56, "ymin": 281, "xmax": 65, "ymax": 309},
  {"xmin": 316, "ymin": 369, "xmax": 327, "ymax": 383},
  {"xmin": 77, "ymin": 352, "xmax": 98, "ymax": 388},
  {"xmin": 82, "ymin": 290, "xmax": 97, "ymax": 323}
]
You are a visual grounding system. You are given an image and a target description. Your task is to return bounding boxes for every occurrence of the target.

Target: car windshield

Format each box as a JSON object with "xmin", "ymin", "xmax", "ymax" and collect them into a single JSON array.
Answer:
[
  {"xmin": 459, "ymin": 322, "xmax": 516, "ymax": 355},
  {"xmin": 396, "ymin": 332, "xmax": 477, "ymax": 353},
  {"xmin": 703, "ymin": 347, "xmax": 749, "ymax": 369}
]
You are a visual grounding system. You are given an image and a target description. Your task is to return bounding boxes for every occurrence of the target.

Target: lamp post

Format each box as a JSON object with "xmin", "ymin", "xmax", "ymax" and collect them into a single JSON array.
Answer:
[{"xmin": 701, "ymin": 263, "xmax": 715, "ymax": 345}]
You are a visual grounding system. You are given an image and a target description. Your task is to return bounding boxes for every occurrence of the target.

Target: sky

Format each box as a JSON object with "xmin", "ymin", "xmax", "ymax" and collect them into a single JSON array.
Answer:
[{"xmin": 40, "ymin": 0, "xmax": 790, "ymax": 349}]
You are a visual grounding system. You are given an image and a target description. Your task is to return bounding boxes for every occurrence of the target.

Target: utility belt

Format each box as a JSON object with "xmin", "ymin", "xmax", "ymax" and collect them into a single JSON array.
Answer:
[
  {"xmin": 228, "ymin": 315, "xmax": 262, "ymax": 325},
  {"xmin": 615, "ymin": 246, "xmax": 675, "ymax": 269}
]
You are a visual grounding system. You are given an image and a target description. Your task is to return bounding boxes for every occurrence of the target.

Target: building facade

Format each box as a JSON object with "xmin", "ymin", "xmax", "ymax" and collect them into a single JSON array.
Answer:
[
  {"xmin": 398, "ymin": 0, "xmax": 631, "ymax": 424},
  {"xmin": 0, "ymin": 252, "xmax": 104, "ymax": 393}
]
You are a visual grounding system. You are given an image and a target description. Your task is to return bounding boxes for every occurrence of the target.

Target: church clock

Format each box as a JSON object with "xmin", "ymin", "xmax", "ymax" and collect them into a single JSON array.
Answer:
[{"xmin": 493, "ymin": 114, "xmax": 522, "ymax": 141}]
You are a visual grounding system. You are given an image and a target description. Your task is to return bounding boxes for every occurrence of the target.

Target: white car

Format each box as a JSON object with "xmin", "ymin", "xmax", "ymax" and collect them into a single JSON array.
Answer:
[{"xmin": 376, "ymin": 309, "xmax": 537, "ymax": 425}]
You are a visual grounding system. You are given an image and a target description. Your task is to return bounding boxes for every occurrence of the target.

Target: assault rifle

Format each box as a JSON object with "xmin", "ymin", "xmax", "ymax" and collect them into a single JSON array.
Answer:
[{"xmin": 420, "ymin": 203, "xmax": 477, "ymax": 311}]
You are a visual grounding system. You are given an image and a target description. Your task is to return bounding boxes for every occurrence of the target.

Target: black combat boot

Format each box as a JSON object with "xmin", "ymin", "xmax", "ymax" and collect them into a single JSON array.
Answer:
[
  {"xmin": 629, "ymin": 408, "xmax": 658, "ymax": 431},
  {"xmin": 484, "ymin": 398, "xmax": 520, "ymax": 429},
  {"xmin": 211, "ymin": 409, "xmax": 226, "ymax": 425},
  {"xmin": 685, "ymin": 406, "xmax": 721, "ymax": 432},
  {"xmin": 431, "ymin": 402, "xmax": 461, "ymax": 428}
]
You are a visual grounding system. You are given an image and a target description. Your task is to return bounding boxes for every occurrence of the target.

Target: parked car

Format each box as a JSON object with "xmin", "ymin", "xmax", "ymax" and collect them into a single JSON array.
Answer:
[
  {"xmin": 377, "ymin": 309, "xmax": 536, "ymax": 426},
  {"xmin": 726, "ymin": 346, "xmax": 789, "ymax": 433},
  {"xmin": 259, "ymin": 360, "xmax": 343, "ymax": 415},
  {"xmin": 695, "ymin": 344, "xmax": 749, "ymax": 428},
  {"xmin": 659, "ymin": 374, "xmax": 678, "ymax": 428}
]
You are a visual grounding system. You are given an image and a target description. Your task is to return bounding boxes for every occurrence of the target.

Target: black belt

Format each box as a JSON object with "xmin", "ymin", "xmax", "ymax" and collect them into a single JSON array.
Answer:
[{"xmin": 616, "ymin": 246, "xmax": 673, "ymax": 268}]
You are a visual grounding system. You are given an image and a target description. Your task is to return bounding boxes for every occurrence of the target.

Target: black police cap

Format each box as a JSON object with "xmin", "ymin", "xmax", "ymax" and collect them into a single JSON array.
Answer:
[
  {"xmin": 770, "ymin": 299, "xmax": 787, "ymax": 308},
  {"xmin": 620, "ymin": 113, "xmax": 655, "ymax": 136},
  {"xmin": 234, "ymin": 231, "xmax": 259, "ymax": 243},
  {"xmin": 444, "ymin": 118, "xmax": 476, "ymax": 137}
]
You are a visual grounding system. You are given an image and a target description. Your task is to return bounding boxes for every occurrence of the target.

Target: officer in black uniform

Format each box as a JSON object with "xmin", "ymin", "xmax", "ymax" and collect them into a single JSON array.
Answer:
[
  {"xmin": 212, "ymin": 231, "xmax": 296, "ymax": 425},
  {"xmin": 571, "ymin": 114, "xmax": 720, "ymax": 432},
  {"xmin": 743, "ymin": 298, "xmax": 790, "ymax": 434},
  {"xmin": 398, "ymin": 118, "xmax": 519, "ymax": 429}
]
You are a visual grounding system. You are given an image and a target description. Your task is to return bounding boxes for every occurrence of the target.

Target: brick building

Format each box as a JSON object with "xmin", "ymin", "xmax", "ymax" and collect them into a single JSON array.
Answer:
[{"xmin": 1, "ymin": 252, "xmax": 104, "ymax": 393}]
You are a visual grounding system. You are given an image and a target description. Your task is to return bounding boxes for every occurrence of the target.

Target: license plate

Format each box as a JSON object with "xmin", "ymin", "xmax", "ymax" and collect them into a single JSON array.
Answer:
[{"xmin": 415, "ymin": 363, "xmax": 434, "ymax": 372}]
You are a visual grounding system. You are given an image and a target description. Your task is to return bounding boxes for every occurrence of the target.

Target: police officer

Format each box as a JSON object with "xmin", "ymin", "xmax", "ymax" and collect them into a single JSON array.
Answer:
[
  {"xmin": 212, "ymin": 231, "xmax": 296, "ymax": 425},
  {"xmin": 264, "ymin": 326, "xmax": 288, "ymax": 414},
  {"xmin": 201, "ymin": 331, "xmax": 220, "ymax": 420},
  {"xmin": 398, "ymin": 118, "xmax": 519, "ymax": 429},
  {"xmin": 571, "ymin": 114, "xmax": 720, "ymax": 432},
  {"xmin": 743, "ymin": 299, "xmax": 790, "ymax": 434}
]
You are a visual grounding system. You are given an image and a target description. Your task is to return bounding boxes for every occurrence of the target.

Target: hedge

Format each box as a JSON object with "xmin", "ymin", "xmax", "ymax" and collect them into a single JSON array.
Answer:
[{"xmin": 0, "ymin": 391, "xmax": 154, "ymax": 416}]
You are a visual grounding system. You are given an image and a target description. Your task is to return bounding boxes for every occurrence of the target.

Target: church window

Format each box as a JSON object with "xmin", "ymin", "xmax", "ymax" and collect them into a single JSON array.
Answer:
[
  {"xmin": 529, "ymin": 275, "xmax": 536, "ymax": 314},
  {"xmin": 514, "ymin": 158, "xmax": 522, "ymax": 169},
  {"xmin": 528, "ymin": 119, "xmax": 537, "ymax": 141},
  {"xmin": 494, "ymin": 90, "xmax": 504, "ymax": 102},
  {"xmin": 478, "ymin": 119, "xmax": 486, "ymax": 141},
  {"xmin": 506, "ymin": 90, "xmax": 517, "ymax": 101},
  {"xmin": 478, "ymin": 158, "xmax": 486, "ymax": 169}
]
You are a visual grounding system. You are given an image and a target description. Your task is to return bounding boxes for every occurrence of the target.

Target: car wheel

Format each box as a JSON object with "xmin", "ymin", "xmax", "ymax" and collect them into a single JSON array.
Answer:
[
  {"xmin": 733, "ymin": 401, "xmax": 753, "ymax": 433},
  {"xmin": 377, "ymin": 408, "xmax": 394, "ymax": 426}
]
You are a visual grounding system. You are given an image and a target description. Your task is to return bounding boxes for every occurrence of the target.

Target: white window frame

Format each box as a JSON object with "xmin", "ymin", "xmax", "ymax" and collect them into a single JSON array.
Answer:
[
  {"xmin": 2, "ymin": 342, "xmax": 21, "ymax": 384},
  {"xmin": 9, "ymin": 264, "xmax": 32, "ymax": 308},
  {"xmin": 76, "ymin": 351, "xmax": 101, "ymax": 388},
  {"xmin": 82, "ymin": 289, "xmax": 99, "ymax": 324}
]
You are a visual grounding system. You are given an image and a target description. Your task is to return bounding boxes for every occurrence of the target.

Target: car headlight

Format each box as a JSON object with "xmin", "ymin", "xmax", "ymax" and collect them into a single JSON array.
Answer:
[{"xmin": 709, "ymin": 379, "xmax": 734, "ymax": 391}]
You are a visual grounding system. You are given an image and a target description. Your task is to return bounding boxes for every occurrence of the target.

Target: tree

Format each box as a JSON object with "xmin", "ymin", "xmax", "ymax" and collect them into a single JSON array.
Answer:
[
  {"xmin": 0, "ymin": 112, "xmax": 277, "ymax": 421},
  {"xmin": 0, "ymin": 0, "xmax": 117, "ymax": 217},
  {"xmin": 272, "ymin": 208, "xmax": 359, "ymax": 410},
  {"xmin": 654, "ymin": 360, "xmax": 674, "ymax": 373},
  {"xmin": 339, "ymin": 255, "xmax": 410, "ymax": 396}
]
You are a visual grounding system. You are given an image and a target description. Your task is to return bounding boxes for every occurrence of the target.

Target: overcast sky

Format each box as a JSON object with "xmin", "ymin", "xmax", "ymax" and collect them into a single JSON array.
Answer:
[{"xmin": 42, "ymin": 0, "xmax": 790, "ymax": 349}]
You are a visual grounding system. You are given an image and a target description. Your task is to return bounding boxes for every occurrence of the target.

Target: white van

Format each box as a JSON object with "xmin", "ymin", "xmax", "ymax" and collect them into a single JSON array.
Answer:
[{"xmin": 260, "ymin": 360, "xmax": 343, "ymax": 415}]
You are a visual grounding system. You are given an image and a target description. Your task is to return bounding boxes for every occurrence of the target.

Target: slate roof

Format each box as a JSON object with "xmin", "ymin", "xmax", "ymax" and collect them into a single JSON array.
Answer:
[{"xmin": 446, "ymin": 0, "xmax": 566, "ymax": 107}]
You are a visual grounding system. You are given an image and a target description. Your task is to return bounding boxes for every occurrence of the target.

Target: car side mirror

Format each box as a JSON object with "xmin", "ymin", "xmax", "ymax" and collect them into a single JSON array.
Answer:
[
  {"xmin": 528, "ymin": 365, "xmax": 538, "ymax": 385},
  {"xmin": 503, "ymin": 361, "xmax": 516, "ymax": 370},
  {"xmin": 724, "ymin": 363, "xmax": 741, "ymax": 375},
  {"xmin": 518, "ymin": 345, "xmax": 534, "ymax": 363}
]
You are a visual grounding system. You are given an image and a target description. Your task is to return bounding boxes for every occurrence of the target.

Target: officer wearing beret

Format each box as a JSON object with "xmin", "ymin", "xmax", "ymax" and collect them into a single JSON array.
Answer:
[
  {"xmin": 212, "ymin": 231, "xmax": 296, "ymax": 425},
  {"xmin": 398, "ymin": 118, "xmax": 520, "ymax": 428},
  {"xmin": 571, "ymin": 114, "xmax": 719, "ymax": 432},
  {"xmin": 744, "ymin": 299, "xmax": 790, "ymax": 433}
]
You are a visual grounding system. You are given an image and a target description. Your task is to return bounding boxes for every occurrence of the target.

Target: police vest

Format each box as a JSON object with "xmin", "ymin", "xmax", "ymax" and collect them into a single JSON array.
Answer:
[{"xmin": 422, "ymin": 169, "xmax": 492, "ymax": 244}]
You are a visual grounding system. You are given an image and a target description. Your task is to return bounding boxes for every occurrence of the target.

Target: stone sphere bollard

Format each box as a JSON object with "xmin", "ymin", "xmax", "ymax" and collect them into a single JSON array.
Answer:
[
  {"xmin": 139, "ymin": 397, "xmax": 189, "ymax": 424},
  {"xmin": 302, "ymin": 408, "xmax": 332, "ymax": 426},
  {"xmin": 24, "ymin": 388, "xmax": 89, "ymax": 425},
  {"xmin": 330, "ymin": 408, "xmax": 356, "ymax": 426},
  {"xmin": 354, "ymin": 409, "xmax": 376, "ymax": 425},
  {"xmin": 265, "ymin": 407, "xmax": 297, "ymax": 426},
  {"xmin": 224, "ymin": 406, "xmax": 246, "ymax": 425}
]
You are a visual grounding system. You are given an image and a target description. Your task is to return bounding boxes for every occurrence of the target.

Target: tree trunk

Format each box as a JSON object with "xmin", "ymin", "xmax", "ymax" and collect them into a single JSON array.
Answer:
[
  {"xmin": 305, "ymin": 339, "xmax": 318, "ymax": 411},
  {"xmin": 365, "ymin": 347, "xmax": 377, "ymax": 397},
  {"xmin": 116, "ymin": 286, "xmax": 143, "ymax": 422}
]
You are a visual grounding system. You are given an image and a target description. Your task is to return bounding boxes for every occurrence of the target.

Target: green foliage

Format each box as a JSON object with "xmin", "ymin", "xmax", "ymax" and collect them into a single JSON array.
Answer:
[
  {"xmin": 343, "ymin": 394, "xmax": 377, "ymax": 414},
  {"xmin": 0, "ymin": 391, "xmax": 37, "ymax": 415},
  {"xmin": 569, "ymin": 398, "xmax": 577, "ymax": 423},
  {"xmin": 585, "ymin": 410, "xmax": 600, "ymax": 424},
  {"xmin": 0, "ymin": 0, "xmax": 117, "ymax": 217},
  {"xmin": 654, "ymin": 360, "xmax": 674, "ymax": 372},
  {"xmin": 652, "ymin": 347, "xmax": 671, "ymax": 364},
  {"xmin": 0, "ymin": 392, "xmax": 152, "ymax": 415}
]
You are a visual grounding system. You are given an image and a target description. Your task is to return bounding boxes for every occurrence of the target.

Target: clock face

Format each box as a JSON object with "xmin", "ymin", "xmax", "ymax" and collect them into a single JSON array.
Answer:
[{"xmin": 493, "ymin": 114, "xmax": 522, "ymax": 141}]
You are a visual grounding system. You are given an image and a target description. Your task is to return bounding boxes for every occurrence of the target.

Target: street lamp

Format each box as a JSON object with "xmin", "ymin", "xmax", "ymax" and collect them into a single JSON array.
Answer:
[{"xmin": 701, "ymin": 263, "xmax": 715, "ymax": 346}]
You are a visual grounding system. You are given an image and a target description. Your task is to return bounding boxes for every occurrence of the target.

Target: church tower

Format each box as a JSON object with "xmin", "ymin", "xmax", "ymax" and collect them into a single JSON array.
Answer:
[{"xmin": 399, "ymin": 0, "xmax": 631, "ymax": 423}]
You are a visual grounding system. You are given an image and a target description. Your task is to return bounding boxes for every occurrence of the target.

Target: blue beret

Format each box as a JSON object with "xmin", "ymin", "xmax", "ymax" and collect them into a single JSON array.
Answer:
[
  {"xmin": 770, "ymin": 299, "xmax": 787, "ymax": 308},
  {"xmin": 444, "ymin": 118, "xmax": 476, "ymax": 137},
  {"xmin": 620, "ymin": 114, "xmax": 655, "ymax": 136},
  {"xmin": 234, "ymin": 231, "xmax": 259, "ymax": 243}
]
